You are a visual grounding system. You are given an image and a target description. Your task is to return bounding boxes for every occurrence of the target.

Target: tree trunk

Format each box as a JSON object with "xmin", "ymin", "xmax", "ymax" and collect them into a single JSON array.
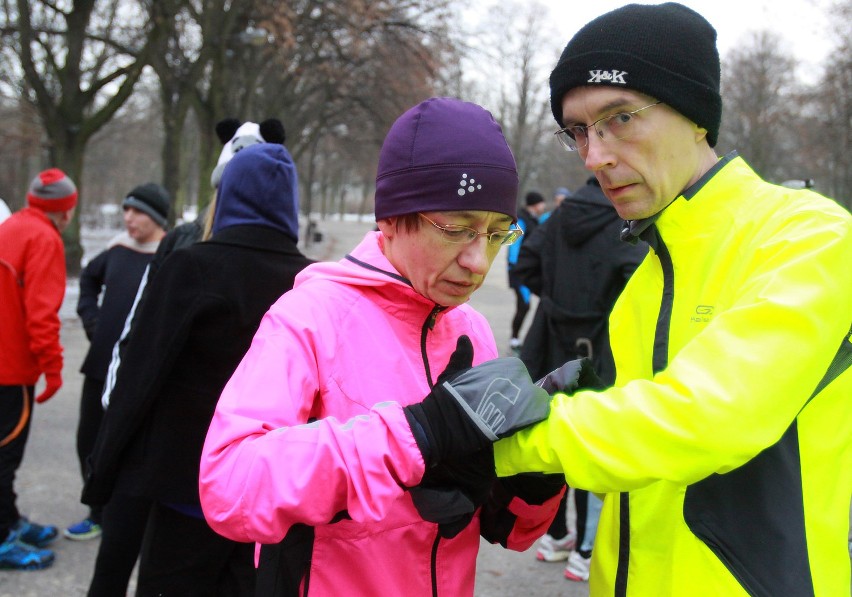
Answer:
[{"xmin": 51, "ymin": 139, "xmax": 86, "ymax": 275}]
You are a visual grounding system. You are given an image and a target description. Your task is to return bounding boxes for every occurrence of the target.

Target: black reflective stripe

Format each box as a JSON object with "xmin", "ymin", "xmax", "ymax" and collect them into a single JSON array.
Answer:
[
  {"xmin": 683, "ymin": 323, "xmax": 851, "ymax": 597},
  {"xmin": 684, "ymin": 423, "xmax": 813, "ymax": 597},
  {"xmin": 614, "ymin": 492, "xmax": 630, "ymax": 597},
  {"xmin": 648, "ymin": 226, "xmax": 674, "ymax": 375},
  {"xmin": 681, "ymin": 153, "xmax": 734, "ymax": 200},
  {"xmin": 801, "ymin": 324, "xmax": 852, "ymax": 409},
  {"xmin": 614, "ymin": 226, "xmax": 676, "ymax": 594}
]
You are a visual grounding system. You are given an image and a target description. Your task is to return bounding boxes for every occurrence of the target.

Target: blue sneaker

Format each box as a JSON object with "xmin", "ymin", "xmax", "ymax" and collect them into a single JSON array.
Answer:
[
  {"xmin": 0, "ymin": 529, "xmax": 55, "ymax": 570},
  {"xmin": 14, "ymin": 517, "xmax": 58, "ymax": 548},
  {"xmin": 63, "ymin": 517, "xmax": 102, "ymax": 541}
]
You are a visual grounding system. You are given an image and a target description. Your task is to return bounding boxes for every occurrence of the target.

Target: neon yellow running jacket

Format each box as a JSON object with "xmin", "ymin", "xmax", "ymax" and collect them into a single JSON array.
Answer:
[{"xmin": 495, "ymin": 154, "xmax": 852, "ymax": 597}]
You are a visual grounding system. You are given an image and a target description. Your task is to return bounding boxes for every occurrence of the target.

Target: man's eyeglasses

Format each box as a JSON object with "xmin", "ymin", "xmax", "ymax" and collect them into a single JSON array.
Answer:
[
  {"xmin": 554, "ymin": 101, "xmax": 662, "ymax": 152},
  {"xmin": 418, "ymin": 213, "xmax": 523, "ymax": 246}
]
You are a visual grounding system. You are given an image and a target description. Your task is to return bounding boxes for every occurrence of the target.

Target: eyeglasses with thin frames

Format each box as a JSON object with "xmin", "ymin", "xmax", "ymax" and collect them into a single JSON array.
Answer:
[
  {"xmin": 418, "ymin": 213, "xmax": 523, "ymax": 247},
  {"xmin": 554, "ymin": 101, "xmax": 662, "ymax": 153}
]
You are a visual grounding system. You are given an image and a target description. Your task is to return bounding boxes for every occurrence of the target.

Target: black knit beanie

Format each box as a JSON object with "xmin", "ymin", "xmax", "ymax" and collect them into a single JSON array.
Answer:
[
  {"xmin": 549, "ymin": 2, "xmax": 722, "ymax": 147},
  {"xmin": 123, "ymin": 183, "xmax": 171, "ymax": 229},
  {"xmin": 525, "ymin": 191, "xmax": 545, "ymax": 207}
]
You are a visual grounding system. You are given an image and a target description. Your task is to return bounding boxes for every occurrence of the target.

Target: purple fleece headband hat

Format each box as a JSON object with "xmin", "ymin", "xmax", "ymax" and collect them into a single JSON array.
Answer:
[{"xmin": 374, "ymin": 97, "xmax": 519, "ymax": 222}]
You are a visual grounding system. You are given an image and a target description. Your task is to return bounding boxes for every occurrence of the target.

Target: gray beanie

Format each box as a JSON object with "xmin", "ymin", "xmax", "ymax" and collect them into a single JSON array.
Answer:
[{"xmin": 122, "ymin": 183, "xmax": 171, "ymax": 229}]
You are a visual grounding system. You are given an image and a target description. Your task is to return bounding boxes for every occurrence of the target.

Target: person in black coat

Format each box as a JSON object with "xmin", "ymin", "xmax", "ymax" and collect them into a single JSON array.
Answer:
[
  {"xmin": 514, "ymin": 176, "xmax": 647, "ymax": 381},
  {"xmin": 513, "ymin": 176, "xmax": 647, "ymax": 574},
  {"xmin": 70, "ymin": 183, "xmax": 170, "ymax": 541},
  {"xmin": 81, "ymin": 143, "xmax": 314, "ymax": 596}
]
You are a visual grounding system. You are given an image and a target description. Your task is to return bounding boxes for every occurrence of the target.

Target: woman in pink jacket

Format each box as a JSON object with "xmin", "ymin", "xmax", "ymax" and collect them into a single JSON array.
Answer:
[{"xmin": 200, "ymin": 97, "xmax": 565, "ymax": 596}]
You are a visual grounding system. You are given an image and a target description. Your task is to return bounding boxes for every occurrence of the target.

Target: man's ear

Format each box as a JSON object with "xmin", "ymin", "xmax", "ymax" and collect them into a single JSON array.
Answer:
[{"xmin": 48, "ymin": 208, "xmax": 73, "ymax": 232}]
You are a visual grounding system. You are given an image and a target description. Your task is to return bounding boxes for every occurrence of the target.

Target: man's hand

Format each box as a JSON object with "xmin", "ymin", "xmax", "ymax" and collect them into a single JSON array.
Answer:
[
  {"xmin": 498, "ymin": 473, "xmax": 566, "ymax": 505},
  {"xmin": 35, "ymin": 372, "xmax": 62, "ymax": 403},
  {"xmin": 536, "ymin": 357, "xmax": 605, "ymax": 395}
]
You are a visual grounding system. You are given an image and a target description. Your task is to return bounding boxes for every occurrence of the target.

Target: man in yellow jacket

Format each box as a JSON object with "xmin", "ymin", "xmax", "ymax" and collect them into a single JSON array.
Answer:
[{"xmin": 491, "ymin": 3, "xmax": 851, "ymax": 596}]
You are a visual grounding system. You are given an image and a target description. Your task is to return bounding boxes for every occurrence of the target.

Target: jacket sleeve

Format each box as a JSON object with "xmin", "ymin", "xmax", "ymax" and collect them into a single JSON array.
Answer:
[
  {"xmin": 24, "ymin": 232, "xmax": 65, "ymax": 377},
  {"xmin": 82, "ymin": 250, "xmax": 211, "ymax": 506},
  {"xmin": 199, "ymin": 292, "xmax": 426, "ymax": 544},
  {"xmin": 77, "ymin": 250, "xmax": 108, "ymax": 340},
  {"xmin": 495, "ymin": 203, "xmax": 852, "ymax": 493}
]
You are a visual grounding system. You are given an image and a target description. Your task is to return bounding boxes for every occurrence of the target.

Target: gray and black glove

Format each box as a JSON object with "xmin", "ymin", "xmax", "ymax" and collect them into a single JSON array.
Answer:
[
  {"xmin": 536, "ymin": 357, "xmax": 605, "ymax": 395},
  {"xmin": 408, "ymin": 338, "xmax": 496, "ymax": 537},
  {"xmin": 404, "ymin": 335, "xmax": 552, "ymax": 468}
]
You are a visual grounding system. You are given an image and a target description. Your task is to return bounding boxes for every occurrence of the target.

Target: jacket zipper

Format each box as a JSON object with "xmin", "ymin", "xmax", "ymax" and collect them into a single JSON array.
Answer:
[
  {"xmin": 422, "ymin": 305, "xmax": 444, "ymax": 596},
  {"xmin": 421, "ymin": 306, "xmax": 443, "ymax": 387},
  {"xmin": 430, "ymin": 532, "xmax": 441, "ymax": 597}
]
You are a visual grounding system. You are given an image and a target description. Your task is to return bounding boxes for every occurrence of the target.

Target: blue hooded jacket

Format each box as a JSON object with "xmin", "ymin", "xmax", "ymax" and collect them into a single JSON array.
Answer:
[{"xmin": 213, "ymin": 143, "xmax": 300, "ymax": 242}]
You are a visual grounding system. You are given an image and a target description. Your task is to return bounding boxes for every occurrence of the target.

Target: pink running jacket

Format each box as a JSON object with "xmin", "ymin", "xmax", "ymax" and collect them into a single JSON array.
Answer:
[{"xmin": 200, "ymin": 231, "xmax": 560, "ymax": 595}]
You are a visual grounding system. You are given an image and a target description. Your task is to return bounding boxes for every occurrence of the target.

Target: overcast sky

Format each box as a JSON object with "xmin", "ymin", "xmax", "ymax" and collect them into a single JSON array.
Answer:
[{"xmin": 539, "ymin": 0, "xmax": 834, "ymax": 73}]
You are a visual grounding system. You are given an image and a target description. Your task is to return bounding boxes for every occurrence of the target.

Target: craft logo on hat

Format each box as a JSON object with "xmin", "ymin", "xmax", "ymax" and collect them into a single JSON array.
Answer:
[{"xmin": 457, "ymin": 173, "xmax": 482, "ymax": 197}]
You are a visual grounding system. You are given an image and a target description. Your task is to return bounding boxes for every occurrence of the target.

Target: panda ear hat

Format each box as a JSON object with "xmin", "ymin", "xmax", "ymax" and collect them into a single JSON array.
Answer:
[
  {"xmin": 210, "ymin": 117, "xmax": 286, "ymax": 188},
  {"xmin": 259, "ymin": 118, "xmax": 286, "ymax": 144},
  {"xmin": 215, "ymin": 118, "xmax": 242, "ymax": 145}
]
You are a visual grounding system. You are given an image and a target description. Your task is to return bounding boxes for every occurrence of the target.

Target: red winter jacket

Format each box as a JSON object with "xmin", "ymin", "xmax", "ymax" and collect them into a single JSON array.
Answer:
[{"xmin": 0, "ymin": 207, "xmax": 66, "ymax": 385}]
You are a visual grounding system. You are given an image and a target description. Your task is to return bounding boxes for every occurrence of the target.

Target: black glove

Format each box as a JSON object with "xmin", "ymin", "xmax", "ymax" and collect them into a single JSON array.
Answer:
[
  {"xmin": 409, "ymin": 447, "xmax": 495, "ymax": 538},
  {"xmin": 404, "ymin": 336, "xmax": 552, "ymax": 468},
  {"xmin": 536, "ymin": 357, "xmax": 605, "ymax": 395},
  {"xmin": 479, "ymin": 473, "xmax": 566, "ymax": 546},
  {"xmin": 498, "ymin": 473, "xmax": 566, "ymax": 505}
]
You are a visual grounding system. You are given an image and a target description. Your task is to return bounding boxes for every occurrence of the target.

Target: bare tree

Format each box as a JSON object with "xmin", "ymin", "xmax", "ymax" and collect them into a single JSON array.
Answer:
[
  {"xmin": 82, "ymin": 76, "xmax": 162, "ymax": 212},
  {"xmin": 253, "ymin": 0, "xmax": 456, "ymax": 220},
  {"xmin": 717, "ymin": 13, "xmax": 851, "ymax": 209},
  {"xmin": 718, "ymin": 31, "xmax": 800, "ymax": 182},
  {"xmin": 461, "ymin": 1, "xmax": 588, "ymax": 205},
  {"xmin": 184, "ymin": 0, "xmax": 284, "ymax": 212},
  {"xmin": 1, "ymin": 0, "xmax": 162, "ymax": 271},
  {"xmin": 806, "ymin": 0, "xmax": 852, "ymax": 208},
  {"xmin": 0, "ymin": 95, "xmax": 41, "ymax": 210}
]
